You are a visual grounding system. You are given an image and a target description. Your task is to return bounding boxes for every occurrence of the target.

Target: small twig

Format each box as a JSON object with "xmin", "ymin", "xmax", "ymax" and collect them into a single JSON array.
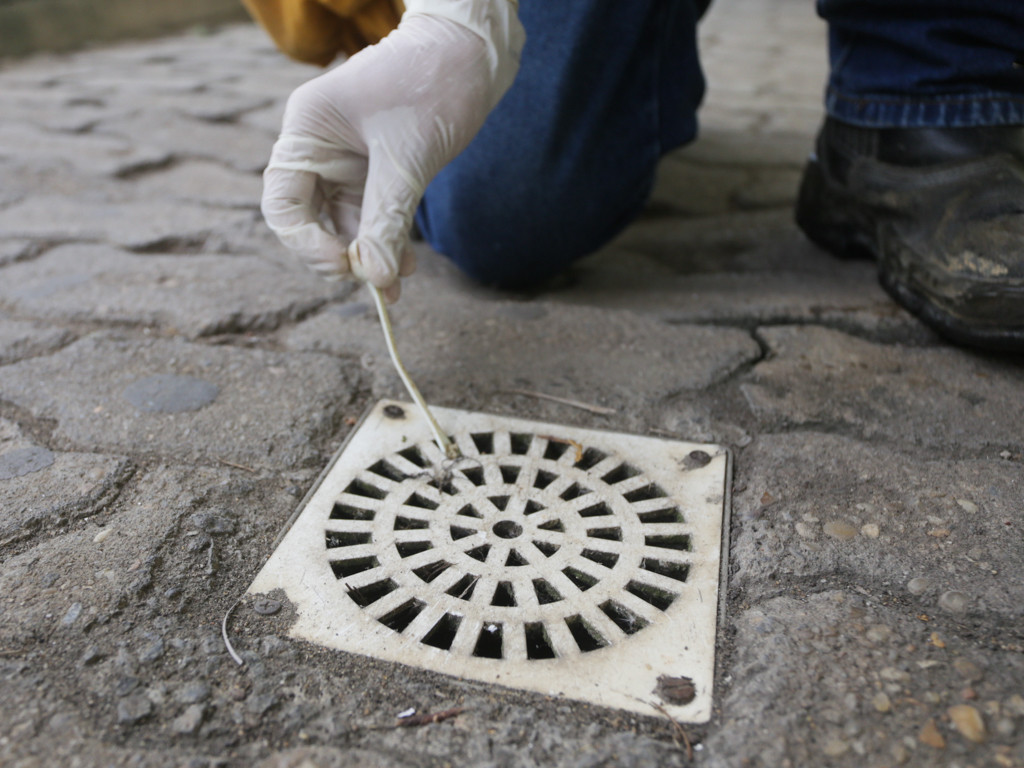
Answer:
[
  {"xmin": 221, "ymin": 598, "xmax": 245, "ymax": 667},
  {"xmin": 398, "ymin": 707, "xmax": 465, "ymax": 728},
  {"xmin": 539, "ymin": 434, "xmax": 584, "ymax": 463},
  {"xmin": 205, "ymin": 540, "xmax": 216, "ymax": 576},
  {"xmin": 647, "ymin": 700, "xmax": 693, "ymax": 761},
  {"xmin": 503, "ymin": 388, "xmax": 617, "ymax": 415},
  {"xmin": 218, "ymin": 457, "xmax": 258, "ymax": 473}
]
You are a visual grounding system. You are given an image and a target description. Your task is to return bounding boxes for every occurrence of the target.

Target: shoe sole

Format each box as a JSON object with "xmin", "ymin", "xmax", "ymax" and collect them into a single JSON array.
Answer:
[{"xmin": 796, "ymin": 156, "xmax": 1024, "ymax": 353}]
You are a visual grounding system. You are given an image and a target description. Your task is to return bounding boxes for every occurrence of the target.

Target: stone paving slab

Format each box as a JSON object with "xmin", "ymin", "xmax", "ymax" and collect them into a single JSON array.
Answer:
[
  {"xmin": 0, "ymin": 244, "xmax": 343, "ymax": 337},
  {"xmin": 706, "ymin": 592, "xmax": 1024, "ymax": 768},
  {"xmin": 0, "ymin": 333, "xmax": 357, "ymax": 467},
  {"xmin": 0, "ymin": 196, "xmax": 258, "ymax": 251},
  {"xmin": 742, "ymin": 325, "xmax": 1024, "ymax": 452},
  {"xmin": 731, "ymin": 432, "xmax": 1024, "ymax": 620},
  {"xmin": 0, "ymin": 314, "xmax": 74, "ymax": 364}
]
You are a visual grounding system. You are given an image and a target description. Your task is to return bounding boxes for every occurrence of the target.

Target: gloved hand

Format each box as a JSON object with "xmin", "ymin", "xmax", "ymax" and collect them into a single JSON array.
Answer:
[{"xmin": 261, "ymin": 0, "xmax": 524, "ymax": 301}]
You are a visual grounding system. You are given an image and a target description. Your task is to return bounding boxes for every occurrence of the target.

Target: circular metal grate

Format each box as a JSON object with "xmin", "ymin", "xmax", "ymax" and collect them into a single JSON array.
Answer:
[{"xmin": 324, "ymin": 430, "xmax": 694, "ymax": 662}]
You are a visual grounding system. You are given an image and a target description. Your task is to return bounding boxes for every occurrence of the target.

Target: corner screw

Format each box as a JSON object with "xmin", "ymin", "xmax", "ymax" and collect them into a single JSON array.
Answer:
[{"xmin": 383, "ymin": 404, "xmax": 405, "ymax": 419}]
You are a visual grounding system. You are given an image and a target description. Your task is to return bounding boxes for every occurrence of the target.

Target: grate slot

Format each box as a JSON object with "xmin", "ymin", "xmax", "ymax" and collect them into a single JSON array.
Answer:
[
  {"xmin": 446, "ymin": 573, "xmax": 479, "ymax": 600},
  {"xmin": 489, "ymin": 495, "xmax": 511, "ymax": 511},
  {"xmin": 602, "ymin": 462, "xmax": 641, "ymax": 484},
  {"xmin": 421, "ymin": 613, "xmax": 462, "ymax": 650},
  {"xmin": 587, "ymin": 527, "xmax": 623, "ymax": 542},
  {"xmin": 465, "ymin": 544, "xmax": 491, "ymax": 562},
  {"xmin": 523, "ymin": 500, "xmax": 545, "ymax": 515},
  {"xmin": 562, "ymin": 566, "xmax": 598, "ymax": 592},
  {"xmin": 346, "ymin": 578, "xmax": 397, "ymax": 607},
  {"xmin": 573, "ymin": 447, "xmax": 607, "ymax": 470},
  {"xmin": 625, "ymin": 580, "xmax": 677, "ymax": 611},
  {"xmin": 396, "ymin": 540, "xmax": 432, "ymax": 558},
  {"xmin": 326, "ymin": 531, "xmax": 371, "ymax": 549},
  {"xmin": 449, "ymin": 526, "xmax": 474, "ymax": 540},
  {"xmin": 505, "ymin": 550, "xmax": 528, "ymax": 567},
  {"xmin": 565, "ymin": 615, "xmax": 608, "ymax": 652},
  {"xmin": 330, "ymin": 556, "xmax": 379, "ymax": 578},
  {"xmin": 599, "ymin": 600, "xmax": 649, "ymax": 635},
  {"xmin": 500, "ymin": 465, "xmax": 521, "ymax": 483},
  {"xmin": 533, "ymin": 578, "xmax": 563, "ymax": 604},
  {"xmin": 460, "ymin": 466, "xmax": 486, "ymax": 486},
  {"xmin": 404, "ymin": 492, "xmax": 439, "ymax": 510},
  {"xmin": 413, "ymin": 560, "xmax": 451, "ymax": 583},
  {"xmin": 525, "ymin": 622, "xmax": 557, "ymax": 659},
  {"xmin": 491, "ymin": 581, "xmax": 517, "ymax": 607},
  {"xmin": 578, "ymin": 501, "xmax": 612, "ymax": 518},
  {"xmin": 344, "ymin": 478, "xmax": 388, "ymax": 500},
  {"xmin": 394, "ymin": 516, "xmax": 429, "ymax": 530},
  {"xmin": 533, "ymin": 540, "xmax": 560, "ymax": 557},
  {"xmin": 638, "ymin": 507, "xmax": 685, "ymax": 524},
  {"xmin": 397, "ymin": 445, "xmax": 428, "ymax": 468},
  {"xmin": 368, "ymin": 460, "xmax": 407, "ymax": 483},
  {"xmin": 542, "ymin": 440, "xmax": 570, "ymax": 461},
  {"xmin": 537, "ymin": 519, "xmax": 565, "ymax": 533},
  {"xmin": 581, "ymin": 549, "xmax": 619, "ymax": 568},
  {"xmin": 456, "ymin": 504, "xmax": 483, "ymax": 518},
  {"xmin": 623, "ymin": 483, "xmax": 668, "ymax": 502},
  {"xmin": 471, "ymin": 432, "xmax": 494, "ymax": 454},
  {"xmin": 641, "ymin": 558, "xmax": 690, "ymax": 582},
  {"xmin": 378, "ymin": 598, "xmax": 426, "ymax": 632},
  {"xmin": 473, "ymin": 623, "xmax": 503, "ymax": 659},
  {"xmin": 559, "ymin": 483, "xmax": 590, "ymax": 501},
  {"xmin": 330, "ymin": 503, "xmax": 375, "ymax": 521},
  {"xmin": 533, "ymin": 469, "xmax": 557, "ymax": 489},
  {"xmin": 644, "ymin": 534, "xmax": 692, "ymax": 552},
  {"xmin": 509, "ymin": 433, "xmax": 533, "ymax": 454}
]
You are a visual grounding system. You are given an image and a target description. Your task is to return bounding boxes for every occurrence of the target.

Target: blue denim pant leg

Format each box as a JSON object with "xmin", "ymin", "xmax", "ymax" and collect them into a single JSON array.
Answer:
[
  {"xmin": 819, "ymin": 0, "xmax": 1024, "ymax": 128},
  {"xmin": 415, "ymin": 0, "xmax": 705, "ymax": 289}
]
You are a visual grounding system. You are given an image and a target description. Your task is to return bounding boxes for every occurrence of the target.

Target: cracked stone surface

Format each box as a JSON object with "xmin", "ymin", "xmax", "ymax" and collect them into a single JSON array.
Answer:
[
  {"xmin": 0, "ymin": 244, "xmax": 344, "ymax": 337},
  {"xmin": 1, "ymin": 1, "xmax": 1022, "ymax": 767}
]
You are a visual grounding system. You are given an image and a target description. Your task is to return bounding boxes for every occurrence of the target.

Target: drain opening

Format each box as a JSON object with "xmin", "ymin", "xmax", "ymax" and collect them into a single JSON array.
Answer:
[
  {"xmin": 346, "ymin": 578, "xmax": 397, "ymax": 607},
  {"xmin": 474, "ymin": 623, "xmax": 503, "ymax": 658},
  {"xmin": 330, "ymin": 556, "xmax": 379, "ymax": 578},
  {"xmin": 525, "ymin": 622, "xmax": 556, "ymax": 659},
  {"xmin": 379, "ymin": 598, "xmax": 426, "ymax": 632},
  {"xmin": 422, "ymin": 613, "xmax": 462, "ymax": 650},
  {"xmin": 565, "ymin": 615, "xmax": 608, "ymax": 652}
]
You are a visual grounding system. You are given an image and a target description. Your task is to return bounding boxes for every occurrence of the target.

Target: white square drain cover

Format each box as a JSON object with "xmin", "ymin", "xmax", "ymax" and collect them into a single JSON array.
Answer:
[{"xmin": 248, "ymin": 400, "xmax": 729, "ymax": 722}]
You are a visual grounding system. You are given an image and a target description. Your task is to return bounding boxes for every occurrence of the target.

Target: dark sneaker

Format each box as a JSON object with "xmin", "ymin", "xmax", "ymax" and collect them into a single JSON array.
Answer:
[{"xmin": 796, "ymin": 117, "xmax": 1024, "ymax": 352}]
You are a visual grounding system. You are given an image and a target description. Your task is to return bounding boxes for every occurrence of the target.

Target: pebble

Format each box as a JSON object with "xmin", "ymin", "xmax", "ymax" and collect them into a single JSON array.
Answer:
[
  {"xmin": 794, "ymin": 522, "xmax": 815, "ymax": 539},
  {"xmin": 1005, "ymin": 694, "xmax": 1024, "ymax": 716},
  {"xmin": 879, "ymin": 667, "xmax": 910, "ymax": 683},
  {"xmin": 171, "ymin": 704, "xmax": 206, "ymax": 735},
  {"xmin": 61, "ymin": 602, "xmax": 83, "ymax": 627},
  {"xmin": 918, "ymin": 718, "xmax": 946, "ymax": 749},
  {"xmin": 872, "ymin": 693, "xmax": 892, "ymax": 713},
  {"xmin": 138, "ymin": 636, "xmax": 165, "ymax": 664},
  {"xmin": 115, "ymin": 676, "xmax": 141, "ymax": 697},
  {"xmin": 116, "ymin": 694, "xmax": 153, "ymax": 725},
  {"xmin": 92, "ymin": 528, "xmax": 112, "ymax": 544},
  {"xmin": 823, "ymin": 520, "xmax": 858, "ymax": 540},
  {"xmin": 948, "ymin": 705, "xmax": 986, "ymax": 742},
  {"xmin": 865, "ymin": 624, "xmax": 892, "ymax": 643},
  {"xmin": 822, "ymin": 739, "xmax": 848, "ymax": 757},
  {"xmin": 175, "ymin": 681, "xmax": 210, "ymax": 705},
  {"xmin": 890, "ymin": 743, "xmax": 910, "ymax": 764},
  {"xmin": 956, "ymin": 499, "xmax": 978, "ymax": 514},
  {"xmin": 860, "ymin": 523, "xmax": 879, "ymax": 538},
  {"xmin": 79, "ymin": 645, "xmax": 105, "ymax": 666},
  {"xmin": 907, "ymin": 577, "xmax": 931, "ymax": 595},
  {"xmin": 953, "ymin": 657, "xmax": 984, "ymax": 682},
  {"xmin": 938, "ymin": 590, "xmax": 970, "ymax": 614},
  {"xmin": 995, "ymin": 718, "xmax": 1015, "ymax": 737}
]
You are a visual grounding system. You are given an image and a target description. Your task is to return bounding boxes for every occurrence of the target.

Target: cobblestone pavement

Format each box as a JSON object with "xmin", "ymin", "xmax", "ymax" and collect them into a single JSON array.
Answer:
[{"xmin": 2, "ymin": 1, "xmax": 1023, "ymax": 767}]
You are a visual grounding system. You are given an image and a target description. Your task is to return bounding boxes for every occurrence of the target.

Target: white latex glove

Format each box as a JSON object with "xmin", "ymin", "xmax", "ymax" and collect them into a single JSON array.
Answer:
[{"xmin": 262, "ymin": 0, "xmax": 524, "ymax": 301}]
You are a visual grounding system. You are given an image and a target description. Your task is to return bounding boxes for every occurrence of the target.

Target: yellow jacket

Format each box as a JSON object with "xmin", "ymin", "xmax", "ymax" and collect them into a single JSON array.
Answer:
[{"xmin": 242, "ymin": 0, "xmax": 404, "ymax": 66}]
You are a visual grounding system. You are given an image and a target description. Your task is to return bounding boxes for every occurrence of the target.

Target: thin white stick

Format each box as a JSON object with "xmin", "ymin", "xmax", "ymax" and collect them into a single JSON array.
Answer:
[{"xmin": 368, "ymin": 284, "xmax": 460, "ymax": 460}]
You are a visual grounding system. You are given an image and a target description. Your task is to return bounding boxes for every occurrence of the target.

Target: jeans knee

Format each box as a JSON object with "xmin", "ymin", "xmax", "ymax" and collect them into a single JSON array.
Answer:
[{"xmin": 417, "ymin": 170, "xmax": 654, "ymax": 290}]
